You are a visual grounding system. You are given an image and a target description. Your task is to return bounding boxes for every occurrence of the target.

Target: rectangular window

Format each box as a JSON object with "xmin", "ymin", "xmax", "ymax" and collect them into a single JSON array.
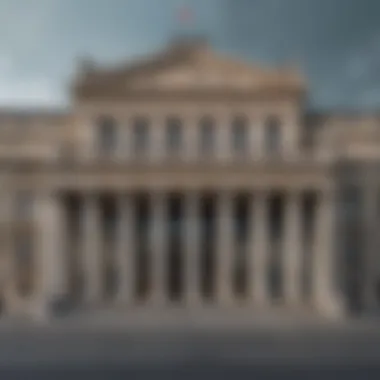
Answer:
[
  {"xmin": 232, "ymin": 118, "xmax": 248, "ymax": 155},
  {"xmin": 14, "ymin": 192, "xmax": 33, "ymax": 220},
  {"xmin": 97, "ymin": 116, "xmax": 117, "ymax": 156},
  {"xmin": 15, "ymin": 234, "xmax": 33, "ymax": 263},
  {"xmin": 166, "ymin": 117, "xmax": 182, "ymax": 155},
  {"xmin": 199, "ymin": 118, "xmax": 215, "ymax": 156},
  {"xmin": 266, "ymin": 117, "xmax": 282, "ymax": 155},
  {"xmin": 14, "ymin": 232, "xmax": 34, "ymax": 297}
]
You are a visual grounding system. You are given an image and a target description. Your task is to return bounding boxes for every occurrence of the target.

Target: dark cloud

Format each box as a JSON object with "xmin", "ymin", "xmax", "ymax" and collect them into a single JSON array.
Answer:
[
  {"xmin": 1, "ymin": 0, "xmax": 379, "ymax": 109},
  {"xmin": 220, "ymin": 0, "xmax": 380, "ymax": 110}
]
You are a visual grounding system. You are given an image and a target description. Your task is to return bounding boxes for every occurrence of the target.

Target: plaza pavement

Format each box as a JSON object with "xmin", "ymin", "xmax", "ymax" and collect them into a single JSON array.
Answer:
[{"xmin": 0, "ymin": 308, "xmax": 379, "ymax": 369}]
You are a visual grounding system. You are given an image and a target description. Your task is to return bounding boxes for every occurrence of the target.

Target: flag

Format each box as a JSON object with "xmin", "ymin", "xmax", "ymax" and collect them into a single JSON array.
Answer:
[{"xmin": 178, "ymin": 5, "xmax": 193, "ymax": 25}]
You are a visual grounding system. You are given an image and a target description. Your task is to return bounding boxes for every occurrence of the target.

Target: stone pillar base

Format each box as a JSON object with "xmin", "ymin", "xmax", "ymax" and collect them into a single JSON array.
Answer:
[
  {"xmin": 146, "ymin": 296, "xmax": 168, "ymax": 309},
  {"xmin": 252, "ymin": 291, "xmax": 270, "ymax": 307},
  {"xmin": 114, "ymin": 295, "xmax": 133, "ymax": 308},
  {"xmin": 316, "ymin": 293, "xmax": 345, "ymax": 320},
  {"xmin": 29, "ymin": 300, "xmax": 51, "ymax": 323},
  {"xmin": 216, "ymin": 294, "xmax": 236, "ymax": 308},
  {"xmin": 184, "ymin": 292, "xmax": 203, "ymax": 307},
  {"xmin": 3, "ymin": 292, "xmax": 30, "ymax": 318}
]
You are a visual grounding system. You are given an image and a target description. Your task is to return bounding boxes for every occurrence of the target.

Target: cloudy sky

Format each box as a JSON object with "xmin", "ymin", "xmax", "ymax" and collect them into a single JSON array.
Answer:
[{"xmin": 0, "ymin": 0, "xmax": 378, "ymax": 111}]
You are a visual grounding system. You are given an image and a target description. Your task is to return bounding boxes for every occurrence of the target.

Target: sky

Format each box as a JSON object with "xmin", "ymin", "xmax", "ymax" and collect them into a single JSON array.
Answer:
[{"xmin": 0, "ymin": 0, "xmax": 379, "ymax": 111}]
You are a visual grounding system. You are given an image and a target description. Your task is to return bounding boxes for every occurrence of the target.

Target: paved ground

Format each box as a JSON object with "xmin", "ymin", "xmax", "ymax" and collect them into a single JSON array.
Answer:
[
  {"xmin": 1, "ymin": 328, "xmax": 380, "ymax": 378},
  {"xmin": 1, "ymin": 310, "xmax": 380, "ymax": 378}
]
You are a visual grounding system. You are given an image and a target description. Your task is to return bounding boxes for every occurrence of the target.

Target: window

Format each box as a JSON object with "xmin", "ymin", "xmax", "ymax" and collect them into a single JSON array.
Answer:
[
  {"xmin": 97, "ymin": 116, "xmax": 117, "ymax": 156},
  {"xmin": 132, "ymin": 117, "xmax": 149, "ymax": 156},
  {"xmin": 166, "ymin": 117, "xmax": 182, "ymax": 155},
  {"xmin": 14, "ymin": 192, "xmax": 33, "ymax": 220},
  {"xmin": 199, "ymin": 116, "xmax": 215, "ymax": 156},
  {"xmin": 232, "ymin": 115, "xmax": 248, "ymax": 155},
  {"xmin": 15, "ymin": 235, "xmax": 33, "ymax": 262},
  {"xmin": 266, "ymin": 116, "xmax": 282, "ymax": 155},
  {"xmin": 14, "ymin": 233, "xmax": 34, "ymax": 297}
]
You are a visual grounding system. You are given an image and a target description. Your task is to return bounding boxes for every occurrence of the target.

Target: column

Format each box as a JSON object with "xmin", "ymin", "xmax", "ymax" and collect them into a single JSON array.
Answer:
[
  {"xmin": 312, "ymin": 189, "xmax": 343, "ymax": 317},
  {"xmin": 82, "ymin": 194, "xmax": 102, "ymax": 304},
  {"xmin": 283, "ymin": 190, "xmax": 303, "ymax": 305},
  {"xmin": 215, "ymin": 191, "xmax": 234, "ymax": 305},
  {"xmin": 82, "ymin": 121, "xmax": 96, "ymax": 162},
  {"xmin": 283, "ymin": 115, "xmax": 300, "ymax": 160},
  {"xmin": 148, "ymin": 191, "xmax": 167, "ymax": 305},
  {"xmin": 115, "ymin": 194, "xmax": 135, "ymax": 304},
  {"xmin": 150, "ymin": 116, "xmax": 164, "ymax": 162},
  {"xmin": 248, "ymin": 191, "xmax": 270, "ymax": 304},
  {"xmin": 33, "ymin": 192, "xmax": 66, "ymax": 319},
  {"xmin": 183, "ymin": 192, "xmax": 201, "ymax": 305},
  {"xmin": 247, "ymin": 118, "xmax": 258, "ymax": 161}
]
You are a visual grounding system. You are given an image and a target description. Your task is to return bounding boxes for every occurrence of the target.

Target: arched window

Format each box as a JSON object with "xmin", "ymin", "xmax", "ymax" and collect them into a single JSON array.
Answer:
[
  {"xmin": 166, "ymin": 117, "xmax": 182, "ymax": 155},
  {"xmin": 97, "ymin": 116, "xmax": 117, "ymax": 156},
  {"xmin": 132, "ymin": 117, "xmax": 149, "ymax": 156},
  {"xmin": 232, "ymin": 115, "xmax": 248, "ymax": 155},
  {"xmin": 199, "ymin": 116, "xmax": 215, "ymax": 156},
  {"xmin": 265, "ymin": 116, "xmax": 282, "ymax": 155}
]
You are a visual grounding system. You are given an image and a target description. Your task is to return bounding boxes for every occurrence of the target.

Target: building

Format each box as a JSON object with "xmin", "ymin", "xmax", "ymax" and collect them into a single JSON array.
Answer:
[{"xmin": 0, "ymin": 38, "xmax": 378, "ymax": 320}]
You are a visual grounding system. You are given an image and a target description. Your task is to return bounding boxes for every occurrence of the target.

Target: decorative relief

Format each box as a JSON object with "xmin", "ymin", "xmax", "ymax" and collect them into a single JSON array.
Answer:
[{"xmin": 125, "ymin": 65, "xmax": 275, "ymax": 91}]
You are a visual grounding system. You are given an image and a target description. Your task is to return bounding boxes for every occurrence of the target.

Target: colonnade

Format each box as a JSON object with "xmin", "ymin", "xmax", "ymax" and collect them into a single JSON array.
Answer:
[{"xmin": 4, "ymin": 189, "xmax": 343, "ymax": 318}]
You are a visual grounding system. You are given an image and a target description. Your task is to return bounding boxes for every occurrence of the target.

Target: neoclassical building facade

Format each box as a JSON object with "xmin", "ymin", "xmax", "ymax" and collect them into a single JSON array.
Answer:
[{"xmin": 0, "ymin": 38, "xmax": 378, "ymax": 320}]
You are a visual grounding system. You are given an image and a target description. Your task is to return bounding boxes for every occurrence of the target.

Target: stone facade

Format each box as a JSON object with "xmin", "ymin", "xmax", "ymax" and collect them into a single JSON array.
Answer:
[{"xmin": 0, "ymin": 39, "xmax": 377, "ymax": 320}]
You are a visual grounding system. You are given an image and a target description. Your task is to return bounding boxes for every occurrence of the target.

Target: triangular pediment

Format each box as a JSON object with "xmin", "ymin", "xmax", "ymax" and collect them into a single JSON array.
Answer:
[
  {"xmin": 74, "ymin": 40, "xmax": 305, "ymax": 98},
  {"xmin": 125, "ymin": 54, "xmax": 277, "ymax": 90}
]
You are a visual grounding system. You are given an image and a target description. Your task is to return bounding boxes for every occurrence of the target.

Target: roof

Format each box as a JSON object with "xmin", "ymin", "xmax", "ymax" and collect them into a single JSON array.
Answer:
[
  {"xmin": 73, "ymin": 39, "xmax": 306, "ymax": 101},
  {"xmin": 0, "ymin": 107, "xmax": 70, "ymax": 125}
]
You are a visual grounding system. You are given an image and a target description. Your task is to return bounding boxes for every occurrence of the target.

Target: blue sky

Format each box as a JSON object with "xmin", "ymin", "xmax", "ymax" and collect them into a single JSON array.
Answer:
[{"xmin": 1, "ymin": 0, "xmax": 380, "ymax": 110}]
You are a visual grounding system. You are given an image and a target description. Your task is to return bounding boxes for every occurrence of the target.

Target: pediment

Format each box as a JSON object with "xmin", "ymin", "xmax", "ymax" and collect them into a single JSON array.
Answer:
[
  {"xmin": 125, "ymin": 60, "xmax": 269, "ymax": 90},
  {"xmin": 124, "ymin": 51, "xmax": 303, "ymax": 91},
  {"xmin": 74, "ymin": 41, "xmax": 305, "ymax": 98}
]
